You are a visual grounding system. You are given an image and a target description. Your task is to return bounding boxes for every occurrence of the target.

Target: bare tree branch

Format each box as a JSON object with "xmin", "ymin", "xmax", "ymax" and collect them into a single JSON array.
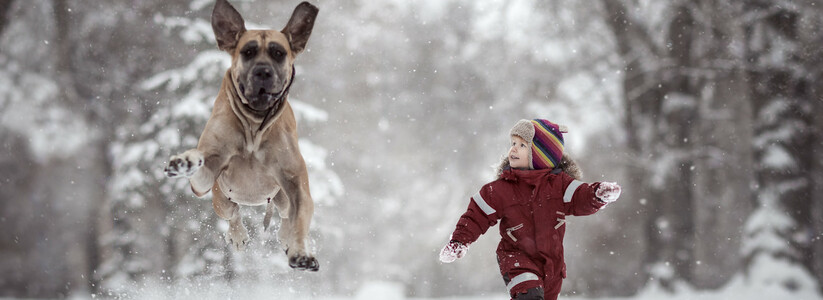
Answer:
[{"xmin": 601, "ymin": 0, "xmax": 663, "ymax": 59}]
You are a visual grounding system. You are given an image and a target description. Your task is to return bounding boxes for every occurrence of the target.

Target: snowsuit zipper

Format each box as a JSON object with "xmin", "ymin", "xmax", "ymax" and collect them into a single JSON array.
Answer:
[{"xmin": 506, "ymin": 223, "xmax": 524, "ymax": 242}]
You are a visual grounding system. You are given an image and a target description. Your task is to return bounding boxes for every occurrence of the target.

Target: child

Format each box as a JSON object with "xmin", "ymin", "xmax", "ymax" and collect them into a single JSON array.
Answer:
[{"xmin": 439, "ymin": 119, "xmax": 621, "ymax": 300}]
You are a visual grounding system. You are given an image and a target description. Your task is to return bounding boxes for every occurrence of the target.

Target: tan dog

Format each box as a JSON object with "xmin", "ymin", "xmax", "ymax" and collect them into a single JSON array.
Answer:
[{"xmin": 164, "ymin": 0, "xmax": 319, "ymax": 271}]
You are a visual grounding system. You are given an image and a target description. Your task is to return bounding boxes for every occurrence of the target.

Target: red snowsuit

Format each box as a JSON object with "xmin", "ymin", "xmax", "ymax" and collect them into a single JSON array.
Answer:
[{"xmin": 449, "ymin": 168, "xmax": 608, "ymax": 300}]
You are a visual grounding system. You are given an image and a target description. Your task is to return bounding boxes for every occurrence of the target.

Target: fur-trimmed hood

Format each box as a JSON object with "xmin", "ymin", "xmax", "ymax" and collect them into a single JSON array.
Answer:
[{"xmin": 495, "ymin": 153, "xmax": 582, "ymax": 180}]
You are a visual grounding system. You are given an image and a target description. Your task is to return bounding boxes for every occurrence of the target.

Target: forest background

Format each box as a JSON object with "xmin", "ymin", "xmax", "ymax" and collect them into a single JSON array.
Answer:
[{"xmin": 1, "ymin": 0, "xmax": 822, "ymax": 298}]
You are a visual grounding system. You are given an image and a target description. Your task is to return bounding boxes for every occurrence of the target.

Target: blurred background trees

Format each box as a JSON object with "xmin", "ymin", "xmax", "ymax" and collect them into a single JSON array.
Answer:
[
  {"xmin": 601, "ymin": 0, "xmax": 823, "ymax": 295},
  {"xmin": 0, "ymin": 0, "xmax": 821, "ymax": 298}
]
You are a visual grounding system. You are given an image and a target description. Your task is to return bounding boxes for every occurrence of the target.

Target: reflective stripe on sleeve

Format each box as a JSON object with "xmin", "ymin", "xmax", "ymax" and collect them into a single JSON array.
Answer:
[
  {"xmin": 472, "ymin": 191, "xmax": 496, "ymax": 215},
  {"xmin": 506, "ymin": 272, "xmax": 540, "ymax": 293},
  {"xmin": 563, "ymin": 180, "xmax": 584, "ymax": 203}
]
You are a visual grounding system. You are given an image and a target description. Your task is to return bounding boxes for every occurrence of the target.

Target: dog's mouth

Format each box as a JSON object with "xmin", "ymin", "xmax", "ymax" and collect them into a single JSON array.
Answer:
[{"xmin": 240, "ymin": 84, "xmax": 284, "ymax": 112}]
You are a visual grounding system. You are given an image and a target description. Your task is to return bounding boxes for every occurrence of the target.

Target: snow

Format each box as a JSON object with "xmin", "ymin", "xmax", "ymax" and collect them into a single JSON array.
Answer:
[
  {"xmin": 760, "ymin": 144, "xmax": 796, "ymax": 170},
  {"xmin": 153, "ymin": 14, "xmax": 214, "ymax": 45},
  {"xmin": 292, "ymin": 99, "xmax": 330, "ymax": 123},
  {"xmin": 354, "ymin": 281, "xmax": 406, "ymax": 300},
  {"xmin": 743, "ymin": 255, "xmax": 820, "ymax": 295},
  {"xmin": 743, "ymin": 202, "xmax": 794, "ymax": 241},
  {"xmin": 530, "ymin": 70, "xmax": 622, "ymax": 152},
  {"xmin": 298, "ymin": 139, "xmax": 344, "ymax": 206},
  {"xmin": 172, "ymin": 90, "xmax": 214, "ymax": 118},
  {"xmin": 33, "ymin": 279, "xmax": 822, "ymax": 300},
  {"xmin": 140, "ymin": 50, "xmax": 230, "ymax": 92},
  {"xmin": 0, "ymin": 69, "xmax": 93, "ymax": 162},
  {"xmin": 662, "ymin": 93, "xmax": 696, "ymax": 115},
  {"xmin": 633, "ymin": 276, "xmax": 821, "ymax": 300}
]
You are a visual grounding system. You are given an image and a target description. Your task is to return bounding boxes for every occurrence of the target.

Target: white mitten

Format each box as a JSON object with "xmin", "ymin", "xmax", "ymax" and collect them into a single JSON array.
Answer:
[
  {"xmin": 439, "ymin": 241, "xmax": 469, "ymax": 263},
  {"xmin": 596, "ymin": 182, "xmax": 621, "ymax": 203}
]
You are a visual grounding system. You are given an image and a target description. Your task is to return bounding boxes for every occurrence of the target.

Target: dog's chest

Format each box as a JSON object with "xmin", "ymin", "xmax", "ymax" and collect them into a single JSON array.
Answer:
[{"xmin": 217, "ymin": 155, "xmax": 280, "ymax": 206}]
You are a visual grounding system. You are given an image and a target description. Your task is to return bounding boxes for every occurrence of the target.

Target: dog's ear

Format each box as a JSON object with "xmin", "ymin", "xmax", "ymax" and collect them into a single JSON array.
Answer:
[
  {"xmin": 281, "ymin": 2, "xmax": 318, "ymax": 55},
  {"xmin": 212, "ymin": 0, "xmax": 246, "ymax": 52}
]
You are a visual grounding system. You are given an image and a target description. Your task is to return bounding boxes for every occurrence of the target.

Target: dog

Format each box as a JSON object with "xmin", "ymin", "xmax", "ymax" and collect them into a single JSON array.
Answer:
[{"xmin": 164, "ymin": 0, "xmax": 319, "ymax": 271}]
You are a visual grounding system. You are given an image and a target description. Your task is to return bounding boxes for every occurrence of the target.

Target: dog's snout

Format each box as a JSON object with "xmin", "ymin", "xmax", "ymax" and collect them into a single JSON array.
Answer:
[{"xmin": 252, "ymin": 65, "xmax": 274, "ymax": 81}]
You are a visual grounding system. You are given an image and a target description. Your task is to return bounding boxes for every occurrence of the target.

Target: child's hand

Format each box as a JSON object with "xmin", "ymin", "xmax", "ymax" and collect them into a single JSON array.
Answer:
[
  {"xmin": 439, "ymin": 241, "xmax": 469, "ymax": 263},
  {"xmin": 596, "ymin": 182, "xmax": 621, "ymax": 203}
]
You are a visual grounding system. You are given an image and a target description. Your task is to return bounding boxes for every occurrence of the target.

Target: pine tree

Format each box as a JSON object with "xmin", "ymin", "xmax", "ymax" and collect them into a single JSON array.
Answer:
[{"xmin": 740, "ymin": 0, "xmax": 821, "ymax": 295}]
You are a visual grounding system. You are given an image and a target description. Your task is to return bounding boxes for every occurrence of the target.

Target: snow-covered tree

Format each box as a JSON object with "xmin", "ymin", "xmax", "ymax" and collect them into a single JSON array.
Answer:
[
  {"xmin": 741, "ymin": 189, "xmax": 818, "ymax": 293},
  {"xmin": 0, "ymin": 1, "xmax": 118, "ymax": 296},
  {"xmin": 600, "ymin": 0, "xmax": 762, "ymax": 292},
  {"xmin": 603, "ymin": 0, "xmax": 823, "ymax": 294},
  {"xmin": 742, "ymin": 0, "xmax": 822, "ymax": 294}
]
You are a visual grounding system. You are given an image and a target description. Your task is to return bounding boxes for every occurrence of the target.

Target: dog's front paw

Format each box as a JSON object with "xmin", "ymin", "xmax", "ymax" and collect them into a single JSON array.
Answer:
[
  {"xmin": 226, "ymin": 222, "xmax": 250, "ymax": 251},
  {"xmin": 164, "ymin": 150, "xmax": 204, "ymax": 178}
]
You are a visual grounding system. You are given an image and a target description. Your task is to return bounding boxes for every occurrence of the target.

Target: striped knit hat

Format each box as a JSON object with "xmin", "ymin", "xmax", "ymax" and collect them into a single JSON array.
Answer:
[{"xmin": 509, "ymin": 119, "xmax": 566, "ymax": 170}]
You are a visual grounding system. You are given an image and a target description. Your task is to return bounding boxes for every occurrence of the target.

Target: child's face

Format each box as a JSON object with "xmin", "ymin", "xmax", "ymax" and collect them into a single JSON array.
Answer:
[{"xmin": 508, "ymin": 135, "xmax": 530, "ymax": 169}]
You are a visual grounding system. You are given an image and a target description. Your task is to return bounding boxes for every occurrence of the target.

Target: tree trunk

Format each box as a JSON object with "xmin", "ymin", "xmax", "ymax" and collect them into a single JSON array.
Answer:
[
  {"xmin": 689, "ymin": 1, "xmax": 754, "ymax": 289},
  {"xmin": 802, "ymin": 7, "xmax": 823, "ymax": 291},
  {"xmin": 601, "ymin": 1, "xmax": 760, "ymax": 290},
  {"xmin": 813, "ymin": 76, "xmax": 823, "ymax": 292},
  {"xmin": 52, "ymin": 0, "xmax": 106, "ymax": 295},
  {"xmin": 601, "ymin": 0, "xmax": 701, "ymax": 290},
  {"xmin": 601, "ymin": 0, "xmax": 661, "ymax": 287},
  {"xmin": 0, "ymin": 0, "xmax": 14, "ymax": 35},
  {"xmin": 660, "ymin": 4, "xmax": 699, "ymax": 285},
  {"xmin": 813, "ymin": 72, "xmax": 823, "ymax": 293}
]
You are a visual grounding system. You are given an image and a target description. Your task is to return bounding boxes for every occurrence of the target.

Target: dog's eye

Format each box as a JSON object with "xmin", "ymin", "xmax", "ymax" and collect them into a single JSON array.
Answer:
[
  {"xmin": 268, "ymin": 43, "xmax": 287, "ymax": 62},
  {"xmin": 242, "ymin": 47, "xmax": 257, "ymax": 59},
  {"xmin": 270, "ymin": 49, "xmax": 285, "ymax": 61}
]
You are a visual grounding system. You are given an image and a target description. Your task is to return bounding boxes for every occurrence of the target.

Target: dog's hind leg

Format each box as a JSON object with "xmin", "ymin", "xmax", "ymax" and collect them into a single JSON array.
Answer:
[
  {"xmin": 279, "ymin": 177, "xmax": 318, "ymax": 271},
  {"xmin": 264, "ymin": 187, "xmax": 290, "ymax": 231},
  {"xmin": 273, "ymin": 187, "xmax": 291, "ymax": 219},
  {"xmin": 263, "ymin": 200, "xmax": 276, "ymax": 232},
  {"xmin": 212, "ymin": 182, "xmax": 249, "ymax": 251}
]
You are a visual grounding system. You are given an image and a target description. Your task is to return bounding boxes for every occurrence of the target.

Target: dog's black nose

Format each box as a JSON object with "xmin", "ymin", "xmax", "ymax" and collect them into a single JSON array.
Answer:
[{"xmin": 252, "ymin": 65, "xmax": 273, "ymax": 81}]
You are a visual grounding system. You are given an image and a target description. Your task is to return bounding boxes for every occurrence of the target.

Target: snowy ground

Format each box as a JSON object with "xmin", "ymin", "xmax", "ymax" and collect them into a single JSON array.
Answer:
[
  {"xmin": 22, "ymin": 279, "xmax": 815, "ymax": 300},
  {"xmin": 1, "ymin": 292, "xmax": 821, "ymax": 300}
]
